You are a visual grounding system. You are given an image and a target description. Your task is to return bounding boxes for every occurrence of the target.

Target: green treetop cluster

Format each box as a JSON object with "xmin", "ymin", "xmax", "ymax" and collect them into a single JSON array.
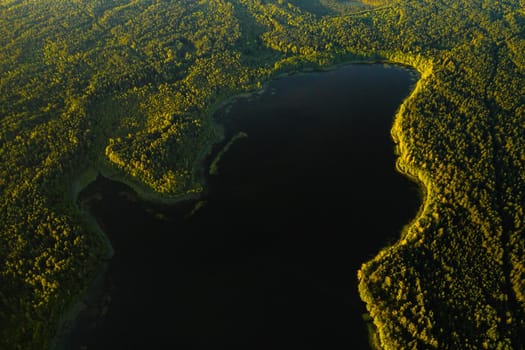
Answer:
[{"xmin": 0, "ymin": 0, "xmax": 523, "ymax": 348}]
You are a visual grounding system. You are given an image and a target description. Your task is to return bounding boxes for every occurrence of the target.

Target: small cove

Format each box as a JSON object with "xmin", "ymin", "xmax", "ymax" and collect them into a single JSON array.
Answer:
[{"xmin": 69, "ymin": 64, "xmax": 420, "ymax": 349}]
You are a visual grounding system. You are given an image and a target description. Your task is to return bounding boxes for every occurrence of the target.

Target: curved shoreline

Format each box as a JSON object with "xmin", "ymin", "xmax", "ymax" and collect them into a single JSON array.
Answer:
[
  {"xmin": 51, "ymin": 168, "xmax": 114, "ymax": 350},
  {"xmin": 52, "ymin": 58, "xmax": 424, "ymax": 349},
  {"xmin": 357, "ymin": 62, "xmax": 432, "ymax": 349},
  {"xmin": 359, "ymin": 67, "xmax": 428, "ymax": 350},
  {"xmin": 391, "ymin": 73, "xmax": 431, "ymax": 244}
]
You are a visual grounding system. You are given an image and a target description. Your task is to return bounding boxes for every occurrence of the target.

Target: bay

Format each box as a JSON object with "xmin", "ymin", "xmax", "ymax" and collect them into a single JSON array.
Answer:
[{"xmin": 70, "ymin": 64, "xmax": 420, "ymax": 349}]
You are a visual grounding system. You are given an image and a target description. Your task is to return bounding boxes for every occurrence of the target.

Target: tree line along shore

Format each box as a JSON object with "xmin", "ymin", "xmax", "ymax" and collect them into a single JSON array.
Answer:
[{"xmin": 0, "ymin": 0, "xmax": 523, "ymax": 348}]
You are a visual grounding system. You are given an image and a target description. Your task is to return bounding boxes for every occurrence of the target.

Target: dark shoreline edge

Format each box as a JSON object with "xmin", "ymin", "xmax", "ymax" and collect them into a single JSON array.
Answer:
[
  {"xmin": 51, "ymin": 59, "xmax": 425, "ymax": 350},
  {"xmin": 358, "ymin": 63, "xmax": 428, "ymax": 350}
]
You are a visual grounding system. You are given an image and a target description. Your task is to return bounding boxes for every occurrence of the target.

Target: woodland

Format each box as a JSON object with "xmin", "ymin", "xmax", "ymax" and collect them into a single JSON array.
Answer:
[{"xmin": 0, "ymin": 0, "xmax": 524, "ymax": 348}]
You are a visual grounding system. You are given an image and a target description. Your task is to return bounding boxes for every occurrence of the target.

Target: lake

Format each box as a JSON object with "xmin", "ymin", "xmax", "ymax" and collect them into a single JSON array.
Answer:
[{"xmin": 69, "ymin": 64, "xmax": 420, "ymax": 349}]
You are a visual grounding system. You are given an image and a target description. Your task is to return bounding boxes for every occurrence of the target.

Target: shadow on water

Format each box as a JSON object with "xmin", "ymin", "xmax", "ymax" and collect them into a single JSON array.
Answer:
[{"xmin": 70, "ymin": 64, "xmax": 420, "ymax": 349}]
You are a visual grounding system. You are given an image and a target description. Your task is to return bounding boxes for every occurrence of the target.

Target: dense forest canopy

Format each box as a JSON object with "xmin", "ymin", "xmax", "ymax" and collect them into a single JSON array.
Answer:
[{"xmin": 0, "ymin": 0, "xmax": 524, "ymax": 348}]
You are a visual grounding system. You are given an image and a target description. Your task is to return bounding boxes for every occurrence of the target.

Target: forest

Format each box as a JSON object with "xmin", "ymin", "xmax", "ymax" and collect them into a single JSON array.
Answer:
[{"xmin": 0, "ymin": 0, "xmax": 523, "ymax": 348}]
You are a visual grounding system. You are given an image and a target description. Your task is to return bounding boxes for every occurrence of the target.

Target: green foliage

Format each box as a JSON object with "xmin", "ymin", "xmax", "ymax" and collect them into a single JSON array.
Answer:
[{"xmin": 0, "ymin": 0, "xmax": 524, "ymax": 349}]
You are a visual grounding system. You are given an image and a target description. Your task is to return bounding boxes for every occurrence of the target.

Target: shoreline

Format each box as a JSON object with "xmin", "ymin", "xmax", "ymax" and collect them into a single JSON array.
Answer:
[
  {"xmin": 358, "ymin": 157, "xmax": 431, "ymax": 350},
  {"xmin": 358, "ymin": 66, "xmax": 430, "ymax": 349},
  {"xmin": 51, "ymin": 167, "xmax": 114, "ymax": 350},
  {"xmin": 52, "ymin": 58, "xmax": 423, "ymax": 349},
  {"xmin": 209, "ymin": 131, "xmax": 248, "ymax": 175},
  {"xmin": 359, "ymin": 157, "xmax": 429, "ymax": 350}
]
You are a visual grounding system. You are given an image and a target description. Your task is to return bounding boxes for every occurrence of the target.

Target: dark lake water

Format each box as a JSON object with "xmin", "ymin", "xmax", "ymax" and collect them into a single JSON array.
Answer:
[{"xmin": 70, "ymin": 64, "xmax": 420, "ymax": 349}]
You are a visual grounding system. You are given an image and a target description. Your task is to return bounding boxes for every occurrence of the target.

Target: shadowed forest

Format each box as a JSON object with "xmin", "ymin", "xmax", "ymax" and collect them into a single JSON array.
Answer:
[{"xmin": 0, "ymin": 0, "xmax": 524, "ymax": 349}]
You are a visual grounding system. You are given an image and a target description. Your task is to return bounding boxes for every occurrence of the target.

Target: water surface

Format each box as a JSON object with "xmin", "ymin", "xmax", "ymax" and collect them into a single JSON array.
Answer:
[{"xmin": 72, "ymin": 64, "xmax": 420, "ymax": 349}]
